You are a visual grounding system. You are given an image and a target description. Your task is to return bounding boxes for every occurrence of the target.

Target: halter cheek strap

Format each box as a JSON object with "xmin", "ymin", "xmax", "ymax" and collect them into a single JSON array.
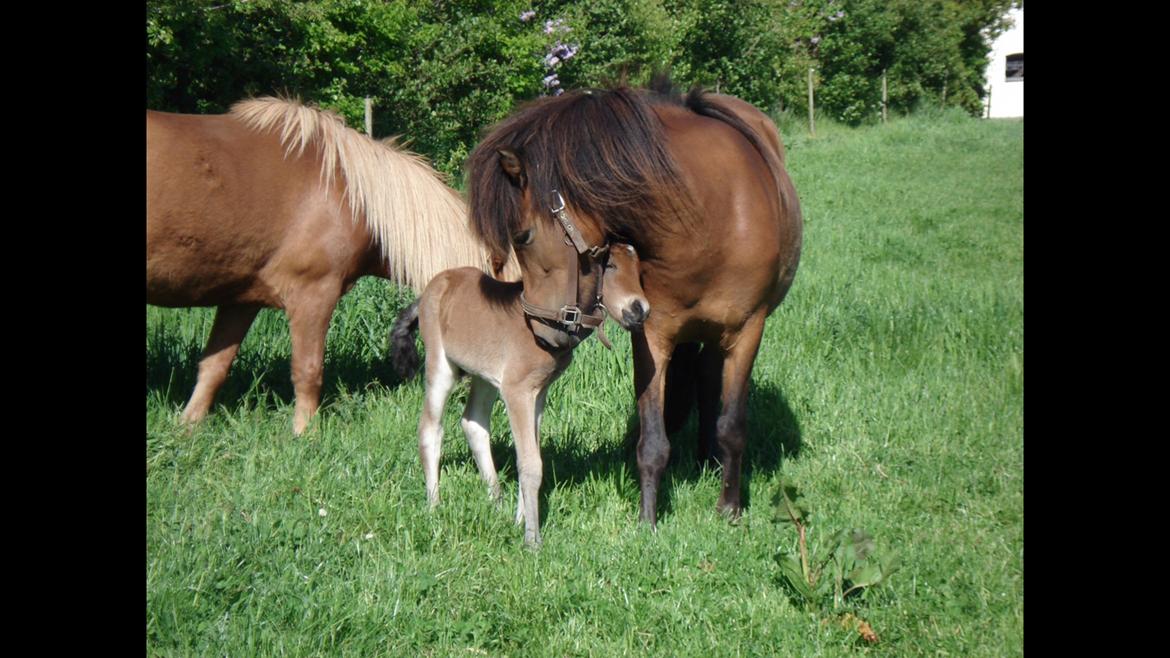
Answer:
[{"xmin": 519, "ymin": 190, "xmax": 613, "ymax": 349}]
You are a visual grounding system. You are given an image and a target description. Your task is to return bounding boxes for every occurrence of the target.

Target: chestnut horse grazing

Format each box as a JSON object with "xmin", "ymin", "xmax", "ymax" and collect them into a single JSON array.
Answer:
[
  {"xmin": 466, "ymin": 83, "xmax": 802, "ymax": 525},
  {"xmin": 147, "ymin": 98, "xmax": 516, "ymax": 434},
  {"xmin": 390, "ymin": 243, "xmax": 649, "ymax": 547}
]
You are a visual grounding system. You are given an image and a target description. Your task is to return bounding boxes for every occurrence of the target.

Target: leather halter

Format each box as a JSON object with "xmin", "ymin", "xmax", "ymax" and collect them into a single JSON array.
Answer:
[{"xmin": 519, "ymin": 190, "xmax": 614, "ymax": 349}]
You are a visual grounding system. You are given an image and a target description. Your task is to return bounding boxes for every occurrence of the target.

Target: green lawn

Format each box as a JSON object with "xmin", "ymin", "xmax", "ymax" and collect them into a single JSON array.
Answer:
[{"xmin": 147, "ymin": 112, "xmax": 1023, "ymax": 656}]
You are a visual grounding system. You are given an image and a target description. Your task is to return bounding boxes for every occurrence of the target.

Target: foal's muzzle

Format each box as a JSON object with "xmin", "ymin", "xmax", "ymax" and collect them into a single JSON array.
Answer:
[{"xmin": 621, "ymin": 299, "xmax": 650, "ymax": 330}]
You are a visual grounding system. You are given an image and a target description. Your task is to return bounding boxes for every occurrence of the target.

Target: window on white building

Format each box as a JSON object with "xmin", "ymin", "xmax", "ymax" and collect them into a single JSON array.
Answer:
[{"xmin": 1005, "ymin": 53, "xmax": 1023, "ymax": 82}]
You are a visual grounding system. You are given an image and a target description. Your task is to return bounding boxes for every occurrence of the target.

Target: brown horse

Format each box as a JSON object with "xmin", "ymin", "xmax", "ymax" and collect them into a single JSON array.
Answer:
[
  {"xmin": 147, "ymin": 97, "xmax": 517, "ymax": 434},
  {"xmin": 390, "ymin": 243, "xmax": 649, "ymax": 547},
  {"xmin": 466, "ymin": 83, "xmax": 802, "ymax": 525}
]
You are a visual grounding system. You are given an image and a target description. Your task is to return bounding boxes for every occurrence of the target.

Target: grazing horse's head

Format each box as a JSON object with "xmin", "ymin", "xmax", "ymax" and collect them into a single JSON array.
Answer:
[
  {"xmin": 468, "ymin": 87, "xmax": 699, "ymax": 350},
  {"xmin": 495, "ymin": 148, "xmax": 610, "ymax": 350}
]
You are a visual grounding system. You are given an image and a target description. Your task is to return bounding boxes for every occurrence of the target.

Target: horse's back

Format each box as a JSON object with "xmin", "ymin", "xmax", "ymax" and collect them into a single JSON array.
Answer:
[
  {"xmin": 707, "ymin": 93, "xmax": 788, "ymax": 166},
  {"xmin": 419, "ymin": 267, "xmax": 528, "ymax": 385},
  {"xmin": 146, "ymin": 109, "xmax": 366, "ymax": 308}
]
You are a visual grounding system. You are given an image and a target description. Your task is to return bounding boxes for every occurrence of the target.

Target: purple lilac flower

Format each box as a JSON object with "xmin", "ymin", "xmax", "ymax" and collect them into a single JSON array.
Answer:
[
  {"xmin": 550, "ymin": 43, "xmax": 579, "ymax": 61},
  {"xmin": 810, "ymin": 36, "xmax": 820, "ymax": 45},
  {"xmin": 544, "ymin": 53, "xmax": 561, "ymax": 67},
  {"xmin": 520, "ymin": 10, "xmax": 536, "ymax": 22},
  {"xmin": 542, "ymin": 73, "xmax": 560, "ymax": 88},
  {"xmin": 544, "ymin": 18, "xmax": 570, "ymax": 35}
]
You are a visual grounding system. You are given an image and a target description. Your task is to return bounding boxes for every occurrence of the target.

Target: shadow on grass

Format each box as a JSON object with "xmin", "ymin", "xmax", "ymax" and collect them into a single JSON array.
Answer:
[
  {"xmin": 145, "ymin": 332, "xmax": 408, "ymax": 415},
  {"xmin": 489, "ymin": 378, "xmax": 803, "ymax": 529}
]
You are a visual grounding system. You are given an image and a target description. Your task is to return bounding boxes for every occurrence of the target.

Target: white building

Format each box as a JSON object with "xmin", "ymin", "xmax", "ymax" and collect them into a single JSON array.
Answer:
[{"xmin": 984, "ymin": 6, "xmax": 1023, "ymax": 118}]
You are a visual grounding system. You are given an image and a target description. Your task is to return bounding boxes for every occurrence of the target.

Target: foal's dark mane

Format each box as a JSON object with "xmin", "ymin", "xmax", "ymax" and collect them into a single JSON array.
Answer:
[
  {"xmin": 476, "ymin": 272, "xmax": 523, "ymax": 311},
  {"xmin": 467, "ymin": 83, "xmax": 703, "ymax": 261}
]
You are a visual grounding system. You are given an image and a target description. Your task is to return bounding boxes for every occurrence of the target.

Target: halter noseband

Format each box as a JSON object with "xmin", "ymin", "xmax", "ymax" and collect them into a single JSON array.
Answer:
[{"xmin": 519, "ymin": 190, "xmax": 614, "ymax": 349}]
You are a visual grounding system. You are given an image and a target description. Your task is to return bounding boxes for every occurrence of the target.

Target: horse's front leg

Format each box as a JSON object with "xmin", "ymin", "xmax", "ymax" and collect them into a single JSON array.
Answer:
[
  {"xmin": 181, "ymin": 304, "xmax": 260, "ymax": 426},
  {"xmin": 285, "ymin": 283, "xmax": 341, "ymax": 435},
  {"xmin": 632, "ymin": 329, "xmax": 676, "ymax": 527},
  {"xmin": 502, "ymin": 384, "xmax": 542, "ymax": 548}
]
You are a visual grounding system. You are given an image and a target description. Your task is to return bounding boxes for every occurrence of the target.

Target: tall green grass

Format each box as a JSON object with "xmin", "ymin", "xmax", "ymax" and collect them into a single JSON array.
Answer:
[{"xmin": 147, "ymin": 114, "xmax": 1022, "ymax": 656}]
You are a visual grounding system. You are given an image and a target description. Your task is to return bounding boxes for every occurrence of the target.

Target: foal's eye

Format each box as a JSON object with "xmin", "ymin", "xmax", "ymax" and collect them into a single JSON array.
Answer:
[{"xmin": 513, "ymin": 229, "xmax": 534, "ymax": 246}]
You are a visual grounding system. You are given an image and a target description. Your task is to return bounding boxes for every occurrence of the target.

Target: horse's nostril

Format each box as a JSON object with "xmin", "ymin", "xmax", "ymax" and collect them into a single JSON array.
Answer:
[{"xmin": 623, "ymin": 300, "xmax": 649, "ymax": 327}]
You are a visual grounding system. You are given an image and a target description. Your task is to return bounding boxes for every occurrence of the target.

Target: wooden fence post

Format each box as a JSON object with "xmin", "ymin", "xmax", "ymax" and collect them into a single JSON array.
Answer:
[
  {"xmin": 364, "ymin": 97, "xmax": 373, "ymax": 137},
  {"xmin": 808, "ymin": 67, "xmax": 816, "ymax": 137},
  {"xmin": 881, "ymin": 70, "xmax": 888, "ymax": 124}
]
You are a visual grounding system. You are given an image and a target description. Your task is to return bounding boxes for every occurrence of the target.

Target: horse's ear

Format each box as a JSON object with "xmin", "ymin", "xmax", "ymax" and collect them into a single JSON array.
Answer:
[
  {"xmin": 490, "ymin": 252, "xmax": 507, "ymax": 278},
  {"xmin": 497, "ymin": 148, "xmax": 526, "ymax": 188}
]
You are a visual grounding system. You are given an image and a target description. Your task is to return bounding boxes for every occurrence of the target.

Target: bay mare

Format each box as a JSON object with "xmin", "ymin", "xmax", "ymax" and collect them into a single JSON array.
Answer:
[
  {"xmin": 466, "ymin": 81, "xmax": 802, "ymax": 525},
  {"xmin": 147, "ymin": 98, "xmax": 517, "ymax": 434}
]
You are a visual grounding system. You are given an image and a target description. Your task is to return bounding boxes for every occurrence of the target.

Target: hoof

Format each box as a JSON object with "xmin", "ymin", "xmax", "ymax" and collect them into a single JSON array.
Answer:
[{"xmin": 716, "ymin": 500, "xmax": 742, "ymax": 521}]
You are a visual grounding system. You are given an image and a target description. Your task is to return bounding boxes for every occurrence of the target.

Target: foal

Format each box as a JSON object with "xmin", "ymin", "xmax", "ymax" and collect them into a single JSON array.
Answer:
[{"xmin": 391, "ymin": 244, "xmax": 648, "ymax": 547}]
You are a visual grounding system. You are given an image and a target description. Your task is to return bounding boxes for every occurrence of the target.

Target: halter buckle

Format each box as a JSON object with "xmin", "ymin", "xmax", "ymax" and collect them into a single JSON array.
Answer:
[{"xmin": 558, "ymin": 305, "xmax": 581, "ymax": 328}]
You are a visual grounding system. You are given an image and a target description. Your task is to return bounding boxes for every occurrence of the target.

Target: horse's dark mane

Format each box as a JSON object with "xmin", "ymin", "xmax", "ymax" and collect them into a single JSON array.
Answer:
[{"xmin": 467, "ymin": 82, "xmax": 701, "ymax": 260}]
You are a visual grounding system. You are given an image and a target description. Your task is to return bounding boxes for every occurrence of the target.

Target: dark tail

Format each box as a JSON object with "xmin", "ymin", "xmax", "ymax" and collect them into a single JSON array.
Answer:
[
  {"xmin": 683, "ymin": 87, "xmax": 787, "ymax": 207},
  {"xmin": 390, "ymin": 300, "xmax": 422, "ymax": 379}
]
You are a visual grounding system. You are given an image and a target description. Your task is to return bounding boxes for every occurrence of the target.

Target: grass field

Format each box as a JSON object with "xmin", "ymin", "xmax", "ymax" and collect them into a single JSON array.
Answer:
[{"xmin": 146, "ymin": 111, "xmax": 1023, "ymax": 656}]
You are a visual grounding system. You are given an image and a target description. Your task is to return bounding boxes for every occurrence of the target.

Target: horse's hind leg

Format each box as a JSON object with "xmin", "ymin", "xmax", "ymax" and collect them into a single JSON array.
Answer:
[
  {"xmin": 181, "ymin": 304, "xmax": 260, "ymax": 426},
  {"xmin": 663, "ymin": 342, "xmax": 698, "ymax": 436},
  {"xmin": 420, "ymin": 349, "xmax": 458, "ymax": 507},
  {"xmin": 286, "ymin": 285, "xmax": 341, "ymax": 435},
  {"xmin": 714, "ymin": 312, "xmax": 767, "ymax": 517},
  {"xmin": 462, "ymin": 376, "xmax": 501, "ymax": 502},
  {"xmin": 695, "ymin": 343, "xmax": 725, "ymax": 467}
]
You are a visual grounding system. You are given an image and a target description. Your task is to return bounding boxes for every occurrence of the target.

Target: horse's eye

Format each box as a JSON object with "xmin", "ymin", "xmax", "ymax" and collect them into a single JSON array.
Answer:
[{"xmin": 513, "ymin": 229, "xmax": 534, "ymax": 246}]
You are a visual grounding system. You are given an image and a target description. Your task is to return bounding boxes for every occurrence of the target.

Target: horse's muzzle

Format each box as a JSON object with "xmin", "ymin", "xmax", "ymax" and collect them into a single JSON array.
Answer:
[{"xmin": 620, "ymin": 300, "xmax": 650, "ymax": 331}]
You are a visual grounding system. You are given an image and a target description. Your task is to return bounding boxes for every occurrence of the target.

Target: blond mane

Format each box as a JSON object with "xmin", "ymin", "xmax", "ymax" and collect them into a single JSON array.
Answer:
[{"xmin": 230, "ymin": 97, "xmax": 517, "ymax": 291}]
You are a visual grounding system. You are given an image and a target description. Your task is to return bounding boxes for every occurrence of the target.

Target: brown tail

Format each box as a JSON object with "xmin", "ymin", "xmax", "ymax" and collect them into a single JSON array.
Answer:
[{"xmin": 390, "ymin": 300, "xmax": 421, "ymax": 379}]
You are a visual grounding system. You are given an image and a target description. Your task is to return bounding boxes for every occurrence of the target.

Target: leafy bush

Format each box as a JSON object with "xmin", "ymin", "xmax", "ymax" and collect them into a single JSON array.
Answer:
[{"xmin": 146, "ymin": 0, "xmax": 1020, "ymax": 169}]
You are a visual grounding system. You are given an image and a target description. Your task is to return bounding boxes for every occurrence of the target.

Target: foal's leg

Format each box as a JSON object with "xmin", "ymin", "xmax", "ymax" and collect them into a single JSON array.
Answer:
[
  {"xmin": 632, "ymin": 330, "xmax": 676, "ymax": 527},
  {"xmin": 419, "ymin": 352, "xmax": 459, "ymax": 508},
  {"xmin": 181, "ymin": 304, "xmax": 260, "ymax": 426},
  {"xmin": 514, "ymin": 387, "xmax": 550, "ymax": 525},
  {"xmin": 285, "ymin": 284, "xmax": 342, "ymax": 435},
  {"xmin": 502, "ymin": 385, "xmax": 542, "ymax": 547},
  {"xmin": 714, "ymin": 312, "xmax": 767, "ymax": 516},
  {"xmin": 461, "ymin": 376, "xmax": 501, "ymax": 502}
]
